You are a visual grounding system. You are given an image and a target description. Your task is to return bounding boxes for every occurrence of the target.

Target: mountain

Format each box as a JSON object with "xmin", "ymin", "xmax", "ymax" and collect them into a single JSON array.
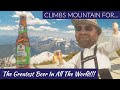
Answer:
[
  {"xmin": 30, "ymin": 51, "xmax": 54, "ymax": 64},
  {"xmin": 0, "ymin": 32, "xmax": 119, "ymax": 60},
  {"xmin": 30, "ymin": 36, "xmax": 80, "ymax": 55},
  {"xmin": 30, "ymin": 51, "xmax": 67, "ymax": 64},
  {"xmin": 0, "ymin": 51, "xmax": 67, "ymax": 65},
  {"xmin": 0, "ymin": 54, "xmax": 16, "ymax": 67},
  {"xmin": 0, "ymin": 35, "xmax": 17, "ymax": 45},
  {"xmin": 0, "ymin": 35, "xmax": 80, "ymax": 59},
  {"xmin": 0, "ymin": 32, "xmax": 119, "ymax": 66},
  {"xmin": 0, "ymin": 44, "xmax": 16, "ymax": 58}
]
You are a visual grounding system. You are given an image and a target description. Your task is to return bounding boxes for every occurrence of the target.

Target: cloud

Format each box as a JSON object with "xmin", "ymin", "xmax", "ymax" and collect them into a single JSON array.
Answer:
[
  {"xmin": 0, "ymin": 24, "xmax": 59, "ymax": 32},
  {"xmin": 27, "ymin": 18, "xmax": 50, "ymax": 25},
  {"xmin": 12, "ymin": 11, "xmax": 35, "ymax": 19},
  {"xmin": 101, "ymin": 27, "xmax": 113, "ymax": 36},
  {"xmin": 67, "ymin": 25, "xmax": 74, "ymax": 29},
  {"xmin": 28, "ymin": 26, "xmax": 39, "ymax": 31},
  {"xmin": 101, "ymin": 27, "xmax": 112, "ymax": 31},
  {"xmin": 39, "ymin": 26, "xmax": 59, "ymax": 31},
  {"xmin": 28, "ymin": 26, "xmax": 59, "ymax": 32},
  {"xmin": 62, "ymin": 30, "xmax": 75, "ymax": 34},
  {"xmin": 12, "ymin": 11, "xmax": 50, "ymax": 25},
  {"xmin": 0, "ymin": 25, "xmax": 18, "ymax": 30}
]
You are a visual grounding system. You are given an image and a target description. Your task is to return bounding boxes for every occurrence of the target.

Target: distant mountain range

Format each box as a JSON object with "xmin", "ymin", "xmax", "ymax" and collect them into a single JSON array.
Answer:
[
  {"xmin": 0, "ymin": 35, "xmax": 17, "ymax": 45},
  {"xmin": 0, "ymin": 35, "xmax": 80, "ymax": 58},
  {"xmin": 30, "ymin": 51, "xmax": 54, "ymax": 64},
  {"xmin": 30, "ymin": 36, "xmax": 80, "ymax": 55},
  {"xmin": 0, "ymin": 44, "xmax": 15, "ymax": 58},
  {"xmin": 0, "ymin": 32, "xmax": 119, "ymax": 65},
  {"xmin": 0, "ymin": 32, "xmax": 118, "ymax": 59}
]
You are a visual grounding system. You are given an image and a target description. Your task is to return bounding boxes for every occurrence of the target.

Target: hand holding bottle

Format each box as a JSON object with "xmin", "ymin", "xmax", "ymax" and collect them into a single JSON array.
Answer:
[{"xmin": 55, "ymin": 50, "xmax": 64, "ymax": 64}]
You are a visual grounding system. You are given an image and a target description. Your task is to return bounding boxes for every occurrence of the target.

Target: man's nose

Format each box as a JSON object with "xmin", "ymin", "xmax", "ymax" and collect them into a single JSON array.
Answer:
[{"xmin": 80, "ymin": 29, "xmax": 86, "ymax": 34}]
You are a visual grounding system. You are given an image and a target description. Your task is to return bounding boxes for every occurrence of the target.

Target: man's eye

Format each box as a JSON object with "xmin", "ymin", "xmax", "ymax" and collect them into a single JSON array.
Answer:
[
  {"xmin": 85, "ymin": 26, "xmax": 93, "ymax": 31},
  {"xmin": 75, "ymin": 26, "xmax": 82, "ymax": 31}
]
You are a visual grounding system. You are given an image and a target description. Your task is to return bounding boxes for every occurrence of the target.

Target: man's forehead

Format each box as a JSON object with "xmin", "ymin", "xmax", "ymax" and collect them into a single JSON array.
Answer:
[{"xmin": 75, "ymin": 22, "xmax": 93, "ymax": 27}]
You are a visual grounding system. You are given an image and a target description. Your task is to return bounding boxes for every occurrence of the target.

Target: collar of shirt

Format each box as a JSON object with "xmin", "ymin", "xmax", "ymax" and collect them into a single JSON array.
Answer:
[{"xmin": 83, "ymin": 44, "xmax": 97, "ymax": 51}]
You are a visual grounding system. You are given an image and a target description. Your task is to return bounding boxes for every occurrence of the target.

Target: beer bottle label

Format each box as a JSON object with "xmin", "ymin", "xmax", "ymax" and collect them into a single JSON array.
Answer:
[
  {"xmin": 16, "ymin": 44, "xmax": 31, "ymax": 65},
  {"xmin": 25, "ymin": 46, "xmax": 31, "ymax": 64}
]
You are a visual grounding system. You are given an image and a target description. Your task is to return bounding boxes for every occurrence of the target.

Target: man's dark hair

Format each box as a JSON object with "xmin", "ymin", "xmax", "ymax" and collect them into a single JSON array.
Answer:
[{"xmin": 96, "ymin": 27, "xmax": 102, "ymax": 36}]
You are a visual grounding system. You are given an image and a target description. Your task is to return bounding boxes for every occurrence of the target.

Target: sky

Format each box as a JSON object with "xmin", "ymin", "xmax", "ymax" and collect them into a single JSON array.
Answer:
[{"xmin": 0, "ymin": 11, "xmax": 120, "ymax": 39}]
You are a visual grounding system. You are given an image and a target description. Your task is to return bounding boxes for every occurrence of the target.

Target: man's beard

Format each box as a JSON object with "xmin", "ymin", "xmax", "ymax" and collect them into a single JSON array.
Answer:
[{"xmin": 76, "ymin": 34, "xmax": 98, "ymax": 48}]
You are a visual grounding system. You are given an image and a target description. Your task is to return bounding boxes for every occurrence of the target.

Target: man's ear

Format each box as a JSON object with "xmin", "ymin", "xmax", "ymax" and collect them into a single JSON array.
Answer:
[
  {"xmin": 98, "ymin": 29, "xmax": 102, "ymax": 36},
  {"xmin": 75, "ymin": 32, "xmax": 77, "ymax": 38}
]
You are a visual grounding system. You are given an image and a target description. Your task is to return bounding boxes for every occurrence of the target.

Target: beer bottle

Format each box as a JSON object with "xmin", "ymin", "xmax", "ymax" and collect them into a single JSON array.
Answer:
[{"xmin": 16, "ymin": 14, "xmax": 31, "ymax": 69}]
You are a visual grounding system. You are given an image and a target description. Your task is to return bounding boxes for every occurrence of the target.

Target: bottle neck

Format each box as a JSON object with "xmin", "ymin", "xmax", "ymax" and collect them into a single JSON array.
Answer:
[
  {"xmin": 18, "ymin": 26, "xmax": 28, "ymax": 35},
  {"xmin": 18, "ymin": 16, "xmax": 27, "ymax": 35},
  {"xmin": 20, "ymin": 17, "xmax": 27, "ymax": 28}
]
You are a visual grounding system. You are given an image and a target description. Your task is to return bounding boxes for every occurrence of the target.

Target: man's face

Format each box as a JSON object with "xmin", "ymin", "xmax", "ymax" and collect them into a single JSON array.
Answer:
[{"xmin": 75, "ymin": 23, "xmax": 99, "ymax": 48}]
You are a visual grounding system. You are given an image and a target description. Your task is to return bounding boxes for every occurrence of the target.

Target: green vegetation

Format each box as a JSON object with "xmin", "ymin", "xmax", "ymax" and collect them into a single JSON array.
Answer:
[
  {"xmin": 39, "ymin": 60, "xmax": 53, "ymax": 65},
  {"xmin": 116, "ymin": 49, "xmax": 120, "ymax": 56},
  {"xmin": 63, "ymin": 52, "xmax": 78, "ymax": 61}
]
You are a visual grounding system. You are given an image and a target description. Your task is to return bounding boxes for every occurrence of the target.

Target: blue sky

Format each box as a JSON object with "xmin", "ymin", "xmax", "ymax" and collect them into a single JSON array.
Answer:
[
  {"xmin": 0, "ymin": 11, "xmax": 72, "ymax": 31},
  {"xmin": 0, "ymin": 11, "xmax": 120, "ymax": 39}
]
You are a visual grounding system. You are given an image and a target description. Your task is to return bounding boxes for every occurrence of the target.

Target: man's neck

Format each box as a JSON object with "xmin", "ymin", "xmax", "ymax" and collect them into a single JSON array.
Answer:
[{"xmin": 81, "ymin": 44, "xmax": 97, "ymax": 49}]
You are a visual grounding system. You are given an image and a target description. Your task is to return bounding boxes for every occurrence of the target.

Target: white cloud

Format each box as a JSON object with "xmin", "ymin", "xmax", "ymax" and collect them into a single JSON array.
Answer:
[
  {"xmin": 27, "ymin": 18, "xmax": 50, "ymax": 25},
  {"xmin": 101, "ymin": 27, "xmax": 112, "ymax": 31},
  {"xmin": 28, "ymin": 26, "xmax": 40, "ymax": 31},
  {"xmin": 12, "ymin": 11, "xmax": 50, "ymax": 25},
  {"xmin": 0, "ymin": 25, "xmax": 18, "ymax": 30},
  {"xmin": 28, "ymin": 26, "xmax": 59, "ymax": 32},
  {"xmin": 67, "ymin": 25, "xmax": 74, "ymax": 29},
  {"xmin": 101, "ymin": 27, "xmax": 113, "ymax": 36},
  {"xmin": 0, "ymin": 24, "xmax": 58, "ymax": 32},
  {"xmin": 62, "ymin": 30, "xmax": 75, "ymax": 34},
  {"xmin": 39, "ymin": 26, "xmax": 59, "ymax": 31},
  {"xmin": 12, "ymin": 11, "xmax": 34, "ymax": 19}
]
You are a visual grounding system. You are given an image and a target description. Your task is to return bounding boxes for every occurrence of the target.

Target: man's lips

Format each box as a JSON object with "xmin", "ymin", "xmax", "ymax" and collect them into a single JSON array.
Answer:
[{"xmin": 79, "ymin": 36, "xmax": 89, "ymax": 40}]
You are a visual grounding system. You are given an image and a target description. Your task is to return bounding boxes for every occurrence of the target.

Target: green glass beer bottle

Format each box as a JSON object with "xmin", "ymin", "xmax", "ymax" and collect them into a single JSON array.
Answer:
[{"xmin": 16, "ymin": 14, "xmax": 31, "ymax": 69}]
